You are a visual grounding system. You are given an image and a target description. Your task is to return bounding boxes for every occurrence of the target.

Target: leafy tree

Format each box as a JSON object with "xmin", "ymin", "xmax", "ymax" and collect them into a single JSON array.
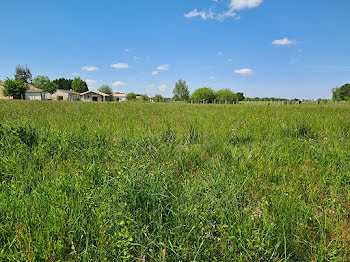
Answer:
[
  {"xmin": 190, "ymin": 87, "xmax": 216, "ymax": 103},
  {"xmin": 153, "ymin": 94, "xmax": 164, "ymax": 102},
  {"xmin": 53, "ymin": 78, "xmax": 73, "ymax": 90},
  {"xmin": 2, "ymin": 78, "xmax": 26, "ymax": 99},
  {"xmin": 173, "ymin": 79, "xmax": 190, "ymax": 101},
  {"xmin": 14, "ymin": 65, "xmax": 32, "ymax": 85},
  {"xmin": 98, "ymin": 85, "xmax": 113, "ymax": 95},
  {"xmin": 216, "ymin": 89, "xmax": 237, "ymax": 103},
  {"xmin": 32, "ymin": 75, "xmax": 58, "ymax": 94},
  {"xmin": 141, "ymin": 94, "xmax": 150, "ymax": 101},
  {"xmin": 332, "ymin": 84, "xmax": 350, "ymax": 101},
  {"xmin": 126, "ymin": 92, "xmax": 137, "ymax": 100},
  {"xmin": 236, "ymin": 92, "xmax": 245, "ymax": 101},
  {"xmin": 71, "ymin": 77, "xmax": 88, "ymax": 93}
]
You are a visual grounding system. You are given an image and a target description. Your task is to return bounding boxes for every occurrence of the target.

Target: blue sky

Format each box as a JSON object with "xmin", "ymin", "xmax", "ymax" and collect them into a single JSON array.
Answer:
[{"xmin": 1, "ymin": 0, "xmax": 349, "ymax": 99}]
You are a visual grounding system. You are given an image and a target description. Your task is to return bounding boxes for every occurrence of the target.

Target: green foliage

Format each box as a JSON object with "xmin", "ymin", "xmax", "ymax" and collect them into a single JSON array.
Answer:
[
  {"xmin": 32, "ymin": 75, "xmax": 58, "ymax": 94},
  {"xmin": 71, "ymin": 77, "xmax": 88, "ymax": 93},
  {"xmin": 191, "ymin": 87, "xmax": 216, "ymax": 103},
  {"xmin": 126, "ymin": 92, "xmax": 137, "ymax": 100},
  {"xmin": 53, "ymin": 78, "xmax": 73, "ymax": 90},
  {"xmin": 141, "ymin": 94, "xmax": 149, "ymax": 101},
  {"xmin": 98, "ymin": 85, "xmax": 113, "ymax": 95},
  {"xmin": 216, "ymin": 88, "xmax": 237, "ymax": 103},
  {"xmin": 173, "ymin": 79, "xmax": 190, "ymax": 101},
  {"xmin": 0, "ymin": 101, "xmax": 349, "ymax": 261},
  {"xmin": 14, "ymin": 65, "xmax": 32, "ymax": 85},
  {"xmin": 2, "ymin": 78, "xmax": 26, "ymax": 99},
  {"xmin": 332, "ymin": 84, "xmax": 350, "ymax": 101},
  {"xmin": 153, "ymin": 94, "xmax": 163, "ymax": 102},
  {"xmin": 236, "ymin": 92, "xmax": 245, "ymax": 101}
]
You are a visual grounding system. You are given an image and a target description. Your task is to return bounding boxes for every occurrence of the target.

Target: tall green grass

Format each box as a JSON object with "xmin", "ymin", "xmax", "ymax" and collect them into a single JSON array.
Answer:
[{"xmin": 0, "ymin": 101, "xmax": 349, "ymax": 261}]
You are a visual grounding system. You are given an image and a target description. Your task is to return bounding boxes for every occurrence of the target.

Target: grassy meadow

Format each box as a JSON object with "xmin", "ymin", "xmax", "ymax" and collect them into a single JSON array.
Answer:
[{"xmin": 0, "ymin": 100, "xmax": 349, "ymax": 261}]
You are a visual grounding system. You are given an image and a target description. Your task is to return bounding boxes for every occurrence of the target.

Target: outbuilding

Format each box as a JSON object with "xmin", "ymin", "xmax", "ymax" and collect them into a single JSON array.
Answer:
[
  {"xmin": 80, "ymin": 90, "xmax": 110, "ymax": 102},
  {"xmin": 25, "ymin": 86, "xmax": 45, "ymax": 100},
  {"xmin": 47, "ymin": 89, "xmax": 80, "ymax": 101}
]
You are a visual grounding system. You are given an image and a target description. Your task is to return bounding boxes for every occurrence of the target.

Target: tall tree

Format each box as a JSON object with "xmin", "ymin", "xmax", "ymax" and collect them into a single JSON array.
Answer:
[
  {"xmin": 173, "ymin": 79, "xmax": 190, "ymax": 101},
  {"xmin": 98, "ymin": 85, "xmax": 113, "ymax": 95},
  {"xmin": 236, "ymin": 92, "xmax": 245, "ymax": 101},
  {"xmin": 14, "ymin": 65, "xmax": 32, "ymax": 86},
  {"xmin": 71, "ymin": 77, "xmax": 88, "ymax": 93},
  {"xmin": 216, "ymin": 89, "xmax": 237, "ymax": 103},
  {"xmin": 126, "ymin": 92, "xmax": 137, "ymax": 100},
  {"xmin": 332, "ymin": 84, "xmax": 350, "ymax": 101},
  {"xmin": 153, "ymin": 94, "xmax": 164, "ymax": 102},
  {"xmin": 32, "ymin": 75, "xmax": 58, "ymax": 94},
  {"xmin": 190, "ymin": 87, "xmax": 216, "ymax": 103},
  {"xmin": 2, "ymin": 78, "xmax": 26, "ymax": 99},
  {"xmin": 53, "ymin": 78, "xmax": 73, "ymax": 90}
]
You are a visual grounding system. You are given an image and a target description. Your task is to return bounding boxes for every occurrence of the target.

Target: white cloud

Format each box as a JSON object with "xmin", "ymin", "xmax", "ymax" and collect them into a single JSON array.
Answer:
[
  {"xmin": 113, "ymin": 81, "xmax": 127, "ymax": 87},
  {"xmin": 86, "ymin": 79, "xmax": 97, "ymax": 86},
  {"xmin": 228, "ymin": 58, "xmax": 233, "ymax": 62},
  {"xmin": 159, "ymin": 84, "xmax": 167, "ymax": 91},
  {"xmin": 133, "ymin": 56, "xmax": 141, "ymax": 61},
  {"xmin": 82, "ymin": 66, "xmax": 99, "ymax": 72},
  {"xmin": 209, "ymin": 76, "xmax": 216, "ymax": 80},
  {"xmin": 272, "ymin": 38, "xmax": 296, "ymax": 46},
  {"xmin": 156, "ymin": 64, "xmax": 170, "ymax": 71},
  {"xmin": 152, "ymin": 71, "xmax": 159, "ymax": 75},
  {"xmin": 185, "ymin": 0, "xmax": 263, "ymax": 21},
  {"xmin": 149, "ymin": 84, "xmax": 155, "ymax": 88},
  {"xmin": 218, "ymin": 51, "xmax": 223, "ymax": 56},
  {"xmin": 72, "ymin": 72, "xmax": 80, "ymax": 76},
  {"xmin": 110, "ymin": 63, "xmax": 129, "ymax": 69},
  {"xmin": 234, "ymin": 68, "xmax": 253, "ymax": 75}
]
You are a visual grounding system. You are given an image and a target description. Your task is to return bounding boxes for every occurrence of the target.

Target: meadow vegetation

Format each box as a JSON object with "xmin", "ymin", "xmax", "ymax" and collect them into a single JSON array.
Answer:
[{"xmin": 0, "ymin": 101, "xmax": 349, "ymax": 261}]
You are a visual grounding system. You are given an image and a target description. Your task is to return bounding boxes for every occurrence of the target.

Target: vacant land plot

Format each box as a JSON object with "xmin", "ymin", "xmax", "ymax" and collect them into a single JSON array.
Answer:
[{"xmin": 0, "ymin": 101, "xmax": 349, "ymax": 261}]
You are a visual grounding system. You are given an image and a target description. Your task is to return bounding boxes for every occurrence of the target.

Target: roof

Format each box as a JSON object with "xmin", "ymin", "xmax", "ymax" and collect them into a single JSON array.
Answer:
[
  {"xmin": 80, "ymin": 90, "xmax": 110, "ymax": 96},
  {"xmin": 56, "ymin": 89, "xmax": 80, "ymax": 95},
  {"xmin": 113, "ymin": 93, "xmax": 127, "ymax": 98},
  {"xmin": 26, "ymin": 85, "xmax": 44, "ymax": 93}
]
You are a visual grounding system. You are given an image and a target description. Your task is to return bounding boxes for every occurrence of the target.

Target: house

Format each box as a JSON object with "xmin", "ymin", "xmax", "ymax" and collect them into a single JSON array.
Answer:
[
  {"xmin": 113, "ymin": 93, "xmax": 143, "ymax": 102},
  {"xmin": 46, "ymin": 89, "xmax": 80, "ymax": 101},
  {"xmin": 25, "ymin": 86, "xmax": 46, "ymax": 100},
  {"xmin": 0, "ymin": 81, "xmax": 13, "ymax": 100},
  {"xmin": 80, "ymin": 90, "xmax": 110, "ymax": 102},
  {"xmin": 113, "ymin": 93, "xmax": 127, "ymax": 102}
]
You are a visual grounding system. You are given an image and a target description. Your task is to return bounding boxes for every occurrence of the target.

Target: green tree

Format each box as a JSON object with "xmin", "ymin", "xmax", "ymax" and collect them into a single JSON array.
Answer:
[
  {"xmin": 153, "ymin": 94, "xmax": 164, "ymax": 102},
  {"xmin": 141, "ymin": 94, "xmax": 150, "ymax": 101},
  {"xmin": 332, "ymin": 84, "xmax": 350, "ymax": 101},
  {"xmin": 216, "ymin": 89, "xmax": 237, "ymax": 103},
  {"xmin": 236, "ymin": 92, "xmax": 245, "ymax": 101},
  {"xmin": 32, "ymin": 75, "xmax": 58, "ymax": 94},
  {"xmin": 2, "ymin": 78, "xmax": 26, "ymax": 99},
  {"xmin": 190, "ymin": 87, "xmax": 216, "ymax": 103},
  {"xmin": 53, "ymin": 78, "xmax": 73, "ymax": 90},
  {"xmin": 71, "ymin": 77, "xmax": 88, "ymax": 93},
  {"xmin": 126, "ymin": 92, "xmax": 137, "ymax": 100},
  {"xmin": 173, "ymin": 79, "xmax": 190, "ymax": 101},
  {"xmin": 98, "ymin": 85, "xmax": 113, "ymax": 95},
  {"xmin": 14, "ymin": 65, "xmax": 32, "ymax": 85}
]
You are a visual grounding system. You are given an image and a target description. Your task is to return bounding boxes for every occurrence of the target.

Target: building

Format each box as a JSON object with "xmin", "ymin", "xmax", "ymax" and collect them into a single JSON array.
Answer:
[
  {"xmin": 0, "ymin": 81, "xmax": 13, "ymax": 100},
  {"xmin": 46, "ymin": 89, "xmax": 80, "ymax": 101},
  {"xmin": 80, "ymin": 90, "xmax": 111, "ymax": 102},
  {"xmin": 25, "ymin": 86, "xmax": 46, "ymax": 100},
  {"xmin": 113, "ymin": 93, "xmax": 143, "ymax": 102}
]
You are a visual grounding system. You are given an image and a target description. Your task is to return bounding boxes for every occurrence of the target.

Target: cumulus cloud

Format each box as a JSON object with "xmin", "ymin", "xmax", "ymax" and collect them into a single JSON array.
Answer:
[
  {"xmin": 156, "ymin": 64, "xmax": 170, "ymax": 71},
  {"xmin": 234, "ymin": 68, "xmax": 253, "ymax": 75},
  {"xmin": 209, "ymin": 76, "xmax": 216, "ymax": 80},
  {"xmin": 272, "ymin": 38, "xmax": 296, "ymax": 46},
  {"xmin": 185, "ymin": 0, "xmax": 263, "ymax": 21},
  {"xmin": 159, "ymin": 84, "xmax": 167, "ymax": 91},
  {"xmin": 82, "ymin": 66, "xmax": 99, "ymax": 72},
  {"xmin": 112, "ymin": 81, "xmax": 127, "ymax": 87},
  {"xmin": 152, "ymin": 71, "xmax": 159, "ymax": 75},
  {"xmin": 110, "ymin": 63, "xmax": 129, "ymax": 69}
]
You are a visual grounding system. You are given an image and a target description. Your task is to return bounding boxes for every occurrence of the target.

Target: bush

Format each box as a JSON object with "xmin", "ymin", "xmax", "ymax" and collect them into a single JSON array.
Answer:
[{"xmin": 191, "ymin": 87, "xmax": 216, "ymax": 103}]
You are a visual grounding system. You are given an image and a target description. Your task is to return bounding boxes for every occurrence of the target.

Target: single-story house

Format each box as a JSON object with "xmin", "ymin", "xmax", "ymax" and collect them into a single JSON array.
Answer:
[
  {"xmin": 80, "ymin": 90, "xmax": 110, "ymax": 102},
  {"xmin": 25, "ymin": 86, "xmax": 46, "ymax": 100},
  {"xmin": 113, "ymin": 93, "xmax": 143, "ymax": 102},
  {"xmin": 0, "ymin": 81, "xmax": 13, "ymax": 100},
  {"xmin": 46, "ymin": 89, "xmax": 80, "ymax": 101}
]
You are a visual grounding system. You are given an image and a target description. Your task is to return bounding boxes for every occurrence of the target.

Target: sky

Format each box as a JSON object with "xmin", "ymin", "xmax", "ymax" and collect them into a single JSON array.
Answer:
[{"xmin": 0, "ymin": 0, "xmax": 350, "ymax": 99}]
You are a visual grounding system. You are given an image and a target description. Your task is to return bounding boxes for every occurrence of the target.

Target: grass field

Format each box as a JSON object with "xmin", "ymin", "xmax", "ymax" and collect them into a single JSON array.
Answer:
[{"xmin": 0, "ymin": 101, "xmax": 349, "ymax": 261}]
